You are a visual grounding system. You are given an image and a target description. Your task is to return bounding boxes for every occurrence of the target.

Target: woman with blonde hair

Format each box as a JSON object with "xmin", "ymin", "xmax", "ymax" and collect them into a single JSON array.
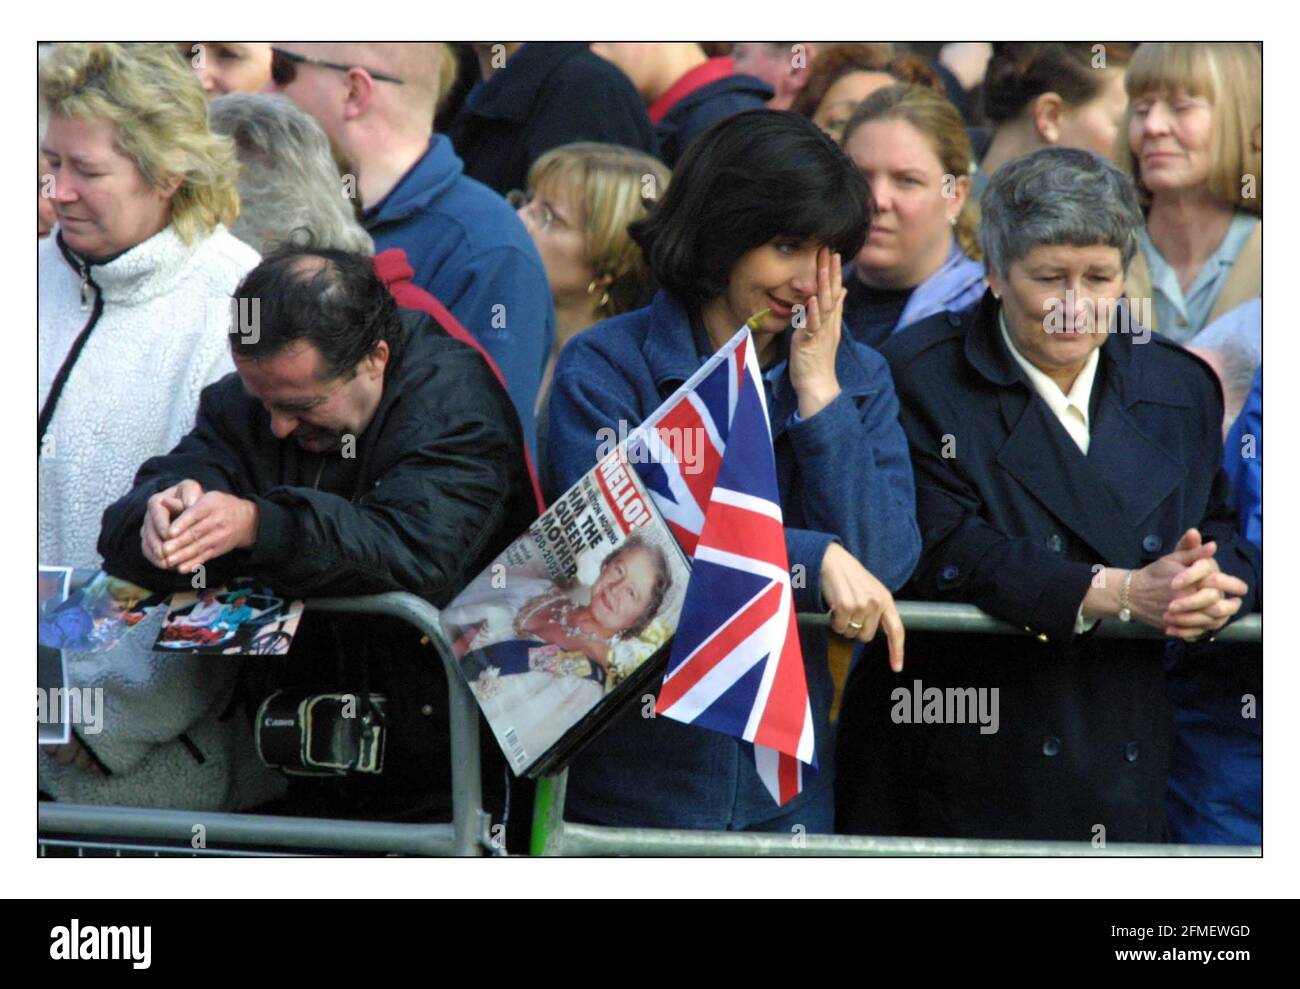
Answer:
[
  {"xmin": 839, "ymin": 84, "xmax": 986, "ymax": 347},
  {"xmin": 38, "ymin": 43, "xmax": 274, "ymax": 813},
  {"xmin": 1119, "ymin": 43, "xmax": 1261, "ymax": 342},
  {"xmin": 511, "ymin": 142, "xmax": 669, "ymax": 411}
]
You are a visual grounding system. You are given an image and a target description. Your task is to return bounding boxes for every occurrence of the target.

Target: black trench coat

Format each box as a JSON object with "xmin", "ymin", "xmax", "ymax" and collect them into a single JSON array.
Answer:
[{"xmin": 837, "ymin": 290, "xmax": 1260, "ymax": 842}]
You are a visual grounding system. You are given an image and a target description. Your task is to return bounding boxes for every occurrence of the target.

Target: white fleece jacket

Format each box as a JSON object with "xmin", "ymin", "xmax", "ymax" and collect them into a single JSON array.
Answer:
[{"xmin": 38, "ymin": 222, "xmax": 286, "ymax": 811}]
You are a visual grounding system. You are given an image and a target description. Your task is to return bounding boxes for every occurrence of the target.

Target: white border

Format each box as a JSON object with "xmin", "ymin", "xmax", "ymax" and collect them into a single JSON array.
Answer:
[{"xmin": 7, "ymin": 2, "xmax": 1294, "ymax": 901}]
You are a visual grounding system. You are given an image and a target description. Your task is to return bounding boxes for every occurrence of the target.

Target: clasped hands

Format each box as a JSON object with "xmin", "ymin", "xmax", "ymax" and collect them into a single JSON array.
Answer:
[
  {"xmin": 1086, "ymin": 528, "xmax": 1247, "ymax": 641},
  {"xmin": 140, "ymin": 480, "xmax": 259, "ymax": 575}
]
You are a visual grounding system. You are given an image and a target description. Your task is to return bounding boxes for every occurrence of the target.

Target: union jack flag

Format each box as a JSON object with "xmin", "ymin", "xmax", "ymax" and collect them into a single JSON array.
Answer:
[{"xmin": 625, "ymin": 326, "xmax": 815, "ymax": 805}]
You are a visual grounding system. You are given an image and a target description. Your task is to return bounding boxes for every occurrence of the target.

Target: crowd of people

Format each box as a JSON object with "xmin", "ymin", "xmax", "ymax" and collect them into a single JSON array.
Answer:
[{"xmin": 37, "ymin": 42, "xmax": 1262, "ymax": 850}]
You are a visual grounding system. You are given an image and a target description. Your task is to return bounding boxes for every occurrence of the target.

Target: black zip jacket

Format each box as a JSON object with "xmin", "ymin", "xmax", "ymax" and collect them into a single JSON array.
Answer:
[
  {"xmin": 97, "ymin": 309, "xmax": 539, "ymax": 820},
  {"xmin": 97, "ymin": 308, "xmax": 536, "ymax": 605}
]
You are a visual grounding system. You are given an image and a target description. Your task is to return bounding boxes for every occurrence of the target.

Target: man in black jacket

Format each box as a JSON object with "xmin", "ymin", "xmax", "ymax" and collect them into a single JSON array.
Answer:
[
  {"xmin": 449, "ymin": 42, "xmax": 655, "ymax": 197},
  {"xmin": 98, "ymin": 247, "xmax": 538, "ymax": 824}
]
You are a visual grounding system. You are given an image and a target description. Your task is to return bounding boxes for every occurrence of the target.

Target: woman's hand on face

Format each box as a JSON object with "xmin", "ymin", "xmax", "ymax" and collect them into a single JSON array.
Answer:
[
  {"xmin": 820, "ymin": 541, "xmax": 904, "ymax": 672},
  {"xmin": 789, "ymin": 247, "xmax": 845, "ymax": 420}
]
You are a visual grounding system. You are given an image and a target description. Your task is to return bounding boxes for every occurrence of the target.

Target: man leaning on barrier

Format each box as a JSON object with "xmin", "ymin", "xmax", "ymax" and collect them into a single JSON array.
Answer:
[{"xmin": 98, "ymin": 246, "xmax": 538, "ymax": 823}]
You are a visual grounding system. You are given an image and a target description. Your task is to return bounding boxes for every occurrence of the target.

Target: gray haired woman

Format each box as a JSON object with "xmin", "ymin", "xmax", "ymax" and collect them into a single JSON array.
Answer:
[
  {"xmin": 837, "ymin": 146, "xmax": 1260, "ymax": 843},
  {"xmin": 209, "ymin": 92, "xmax": 374, "ymax": 255}
]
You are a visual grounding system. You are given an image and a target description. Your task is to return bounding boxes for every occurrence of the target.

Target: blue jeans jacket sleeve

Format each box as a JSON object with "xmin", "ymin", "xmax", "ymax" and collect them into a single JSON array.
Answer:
[
  {"xmin": 543, "ymin": 338, "xmax": 646, "ymax": 498},
  {"xmin": 784, "ymin": 382, "xmax": 922, "ymax": 610},
  {"xmin": 1224, "ymin": 367, "xmax": 1262, "ymax": 549}
]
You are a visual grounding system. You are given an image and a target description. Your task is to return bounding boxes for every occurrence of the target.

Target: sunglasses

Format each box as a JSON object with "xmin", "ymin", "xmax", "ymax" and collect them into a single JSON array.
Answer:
[{"xmin": 270, "ymin": 47, "xmax": 405, "ymax": 87}]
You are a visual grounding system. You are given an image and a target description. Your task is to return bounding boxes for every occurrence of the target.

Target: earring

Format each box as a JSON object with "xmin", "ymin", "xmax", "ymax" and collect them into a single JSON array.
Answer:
[
  {"xmin": 949, "ymin": 215, "xmax": 958, "ymax": 227},
  {"xmin": 587, "ymin": 279, "xmax": 611, "ymax": 309}
]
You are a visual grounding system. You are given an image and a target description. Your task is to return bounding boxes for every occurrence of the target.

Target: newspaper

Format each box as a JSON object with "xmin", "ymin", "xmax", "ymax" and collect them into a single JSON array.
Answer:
[{"xmin": 441, "ymin": 450, "xmax": 690, "ymax": 777}]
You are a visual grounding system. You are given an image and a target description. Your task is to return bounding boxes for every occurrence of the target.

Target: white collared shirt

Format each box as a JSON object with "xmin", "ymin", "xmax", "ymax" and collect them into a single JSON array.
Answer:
[
  {"xmin": 998, "ymin": 310, "xmax": 1101, "ymax": 633},
  {"xmin": 999, "ymin": 311, "xmax": 1099, "ymax": 454}
]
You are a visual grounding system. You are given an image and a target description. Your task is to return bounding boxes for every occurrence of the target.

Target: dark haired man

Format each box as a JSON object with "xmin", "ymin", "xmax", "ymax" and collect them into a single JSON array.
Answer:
[
  {"xmin": 263, "ymin": 42, "xmax": 555, "ymax": 454},
  {"xmin": 99, "ymin": 247, "xmax": 538, "ymax": 824}
]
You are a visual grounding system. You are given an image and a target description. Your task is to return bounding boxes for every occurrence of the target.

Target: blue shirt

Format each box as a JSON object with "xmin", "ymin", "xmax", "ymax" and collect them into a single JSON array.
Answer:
[
  {"xmin": 1140, "ymin": 212, "xmax": 1259, "ymax": 344},
  {"xmin": 1224, "ymin": 367, "xmax": 1262, "ymax": 548},
  {"xmin": 842, "ymin": 239, "xmax": 985, "ymax": 350},
  {"xmin": 544, "ymin": 290, "xmax": 921, "ymax": 829},
  {"xmin": 1164, "ymin": 365, "xmax": 1262, "ymax": 846},
  {"xmin": 363, "ymin": 135, "xmax": 554, "ymax": 453}
]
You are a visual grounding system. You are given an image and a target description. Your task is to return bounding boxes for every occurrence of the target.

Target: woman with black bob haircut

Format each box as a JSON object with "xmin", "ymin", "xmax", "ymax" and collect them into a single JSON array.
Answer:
[
  {"xmin": 635, "ymin": 108, "xmax": 870, "ymax": 315},
  {"xmin": 544, "ymin": 109, "xmax": 921, "ymax": 834}
]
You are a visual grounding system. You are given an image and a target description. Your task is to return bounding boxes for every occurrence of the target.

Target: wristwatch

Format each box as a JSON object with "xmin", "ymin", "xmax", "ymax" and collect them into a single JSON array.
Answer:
[{"xmin": 1118, "ymin": 569, "xmax": 1135, "ymax": 623}]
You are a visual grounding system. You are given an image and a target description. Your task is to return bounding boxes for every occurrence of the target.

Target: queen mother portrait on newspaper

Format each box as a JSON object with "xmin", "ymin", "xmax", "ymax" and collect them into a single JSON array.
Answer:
[{"xmin": 443, "ymin": 533, "xmax": 675, "ymax": 762}]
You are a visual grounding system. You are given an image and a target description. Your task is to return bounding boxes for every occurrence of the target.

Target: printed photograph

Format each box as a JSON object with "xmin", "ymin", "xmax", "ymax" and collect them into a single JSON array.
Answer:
[
  {"xmin": 36, "ymin": 569, "xmax": 167, "ymax": 655},
  {"xmin": 444, "ymin": 501, "xmax": 689, "ymax": 772},
  {"xmin": 153, "ymin": 580, "xmax": 304, "ymax": 656},
  {"xmin": 37, "ymin": 566, "xmax": 72, "ymax": 744}
]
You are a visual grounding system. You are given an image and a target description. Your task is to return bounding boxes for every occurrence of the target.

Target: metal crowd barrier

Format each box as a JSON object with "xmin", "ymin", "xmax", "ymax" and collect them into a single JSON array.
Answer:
[
  {"xmin": 38, "ymin": 599, "xmax": 1262, "ymax": 857},
  {"xmin": 529, "ymin": 604, "xmax": 1263, "ymax": 857},
  {"xmin": 38, "ymin": 592, "xmax": 495, "ymax": 858}
]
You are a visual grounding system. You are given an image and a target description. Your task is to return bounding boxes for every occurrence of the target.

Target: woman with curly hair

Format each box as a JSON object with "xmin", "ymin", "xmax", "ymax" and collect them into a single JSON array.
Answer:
[
  {"xmin": 38, "ymin": 43, "xmax": 274, "ymax": 813},
  {"xmin": 789, "ymin": 42, "xmax": 943, "ymax": 143}
]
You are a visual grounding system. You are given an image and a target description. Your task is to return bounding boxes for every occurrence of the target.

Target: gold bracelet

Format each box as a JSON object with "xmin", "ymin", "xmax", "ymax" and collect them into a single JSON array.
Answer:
[{"xmin": 1118, "ymin": 569, "xmax": 1135, "ymax": 623}]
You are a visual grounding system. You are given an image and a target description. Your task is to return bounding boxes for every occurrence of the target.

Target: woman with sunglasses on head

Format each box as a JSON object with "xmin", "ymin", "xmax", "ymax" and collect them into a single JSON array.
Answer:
[{"xmin": 544, "ymin": 110, "xmax": 921, "ymax": 833}]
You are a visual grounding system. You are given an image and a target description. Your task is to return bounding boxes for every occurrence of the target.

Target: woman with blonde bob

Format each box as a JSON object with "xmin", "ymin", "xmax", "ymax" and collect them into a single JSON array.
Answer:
[
  {"xmin": 839, "ymin": 84, "xmax": 987, "ymax": 347},
  {"xmin": 511, "ymin": 142, "xmax": 669, "ymax": 410},
  {"xmin": 38, "ymin": 43, "xmax": 271, "ymax": 813},
  {"xmin": 1118, "ymin": 43, "xmax": 1261, "ymax": 342}
]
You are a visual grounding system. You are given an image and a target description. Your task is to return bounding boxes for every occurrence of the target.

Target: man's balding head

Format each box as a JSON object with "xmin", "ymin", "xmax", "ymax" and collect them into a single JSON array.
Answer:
[
  {"xmin": 277, "ymin": 42, "xmax": 441, "ymax": 133},
  {"xmin": 230, "ymin": 247, "xmax": 400, "ymax": 451}
]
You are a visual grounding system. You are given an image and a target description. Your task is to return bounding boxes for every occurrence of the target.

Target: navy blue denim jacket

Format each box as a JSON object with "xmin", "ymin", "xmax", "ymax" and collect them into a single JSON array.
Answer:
[
  {"xmin": 543, "ymin": 290, "xmax": 921, "ymax": 829},
  {"xmin": 363, "ymin": 135, "xmax": 554, "ymax": 454}
]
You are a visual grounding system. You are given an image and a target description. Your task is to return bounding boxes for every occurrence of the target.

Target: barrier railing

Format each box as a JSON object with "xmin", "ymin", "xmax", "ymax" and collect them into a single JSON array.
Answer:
[
  {"xmin": 530, "ymin": 604, "xmax": 1263, "ymax": 857},
  {"xmin": 38, "ymin": 599, "xmax": 1261, "ymax": 857},
  {"xmin": 38, "ymin": 592, "xmax": 494, "ymax": 858}
]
